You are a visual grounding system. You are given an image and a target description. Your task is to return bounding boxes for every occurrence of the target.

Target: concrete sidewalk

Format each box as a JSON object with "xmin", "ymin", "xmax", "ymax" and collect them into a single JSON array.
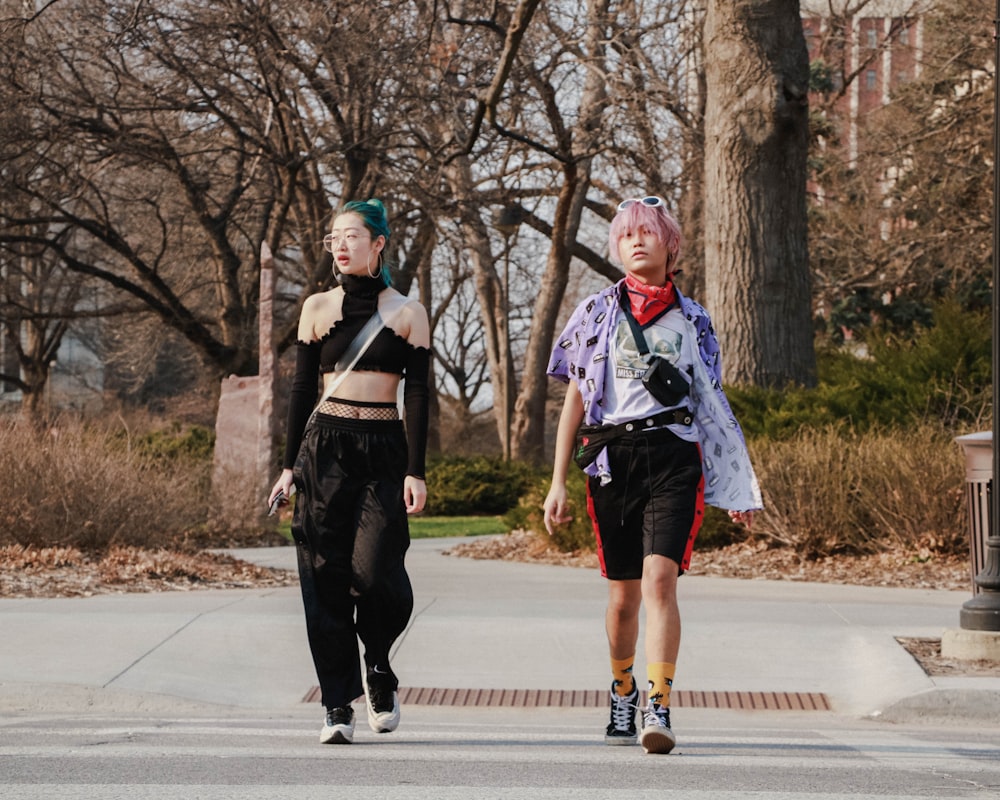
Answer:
[{"xmin": 1, "ymin": 537, "xmax": 998, "ymax": 724}]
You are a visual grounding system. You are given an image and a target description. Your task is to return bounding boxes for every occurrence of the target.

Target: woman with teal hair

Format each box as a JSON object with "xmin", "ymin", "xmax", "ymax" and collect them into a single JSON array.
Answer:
[
  {"xmin": 268, "ymin": 198, "xmax": 431, "ymax": 745},
  {"xmin": 340, "ymin": 199, "xmax": 393, "ymax": 286}
]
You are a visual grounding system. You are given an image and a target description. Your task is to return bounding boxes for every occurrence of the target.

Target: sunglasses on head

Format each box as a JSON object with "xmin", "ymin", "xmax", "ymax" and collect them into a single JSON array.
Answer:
[{"xmin": 617, "ymin": 196, "xmax": 667, "ymax": 212}]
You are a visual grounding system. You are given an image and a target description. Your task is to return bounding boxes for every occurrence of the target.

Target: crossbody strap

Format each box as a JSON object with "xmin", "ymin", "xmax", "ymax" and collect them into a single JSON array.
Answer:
[
  {"xmin": 617, "ymin": 288, "xmax": 650, "ymax": 356},
  {"xmin": 334, "ymin": 311, "xmax": 386, "ymax": 373}
]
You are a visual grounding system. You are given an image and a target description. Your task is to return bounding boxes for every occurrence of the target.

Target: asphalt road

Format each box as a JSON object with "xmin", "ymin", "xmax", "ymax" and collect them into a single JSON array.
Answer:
[
  {"xmin": 2, "ymin": 537, "xmax": 999, "ymax": 798},
  {"xmin": 2, "ymin": 706, "xmax": 998, "ymax": 799}
]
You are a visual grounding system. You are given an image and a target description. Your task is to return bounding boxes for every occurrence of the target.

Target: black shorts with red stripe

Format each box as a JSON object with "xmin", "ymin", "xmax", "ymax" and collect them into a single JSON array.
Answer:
[{"xmin": 586, "ymin": 425, "xmax": 704, "ymax": 580}]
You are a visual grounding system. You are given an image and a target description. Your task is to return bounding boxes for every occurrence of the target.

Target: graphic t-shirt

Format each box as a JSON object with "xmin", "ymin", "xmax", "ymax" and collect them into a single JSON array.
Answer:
[{"xmin": 602, "ymin": 305, "xmax": 698, "ymax": 441}]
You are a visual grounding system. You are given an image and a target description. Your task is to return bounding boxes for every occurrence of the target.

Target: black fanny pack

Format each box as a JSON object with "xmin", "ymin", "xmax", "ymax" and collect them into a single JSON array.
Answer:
[
  {"xmin": 618, "ymin": 289, "xmax": 691, "ymax": 408},
  {"xmin": 573, "ymin": 408, "xmax": 694, "ymax": 469},
  {"xmin": 642, "ymin": 356, "xmax": 691, "ymax": 408}
]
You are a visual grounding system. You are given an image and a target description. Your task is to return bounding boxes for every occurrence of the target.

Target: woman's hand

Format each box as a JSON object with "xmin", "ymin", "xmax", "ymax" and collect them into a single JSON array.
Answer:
[
  {"xmin": 268, "ymin": 469, "xmax": 294, "ymax": 511},
  {"xmin": 542, "ymin": 483, "xmax": 573, "ymax": 536},
  {"xmin": 404, "ymin": 476, "xmax": 427, "ymax": 515},
  {"xmin": 728, "ymin": 509, "xmax": 754, "ymax": 530}
]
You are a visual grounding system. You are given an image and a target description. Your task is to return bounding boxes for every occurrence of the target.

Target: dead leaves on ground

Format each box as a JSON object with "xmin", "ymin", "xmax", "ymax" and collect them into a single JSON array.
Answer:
[
  {"xmin": 444, "ymin": 530, "xmax": 973, "ymax": 592},
  {"xmin": 896, "ymin": 637, "xmax": 1000, "ymax": 677},
  {"xmin": 0, "ymin": 530, "xmax": 976, "ymax": 599},
  {"xmin": 0, "ymin": 544, "xmax": 296, "ymax": 598}
]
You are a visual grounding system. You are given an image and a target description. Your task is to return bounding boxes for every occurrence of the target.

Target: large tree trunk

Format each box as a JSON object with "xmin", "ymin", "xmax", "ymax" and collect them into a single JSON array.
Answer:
[
  {"xmin": 703, "ymin": 0, "xmax": 816, "ymax": 388},
  {"xmin": 678, "ymin": 3, "xmax": 707, "ymax": 301}
]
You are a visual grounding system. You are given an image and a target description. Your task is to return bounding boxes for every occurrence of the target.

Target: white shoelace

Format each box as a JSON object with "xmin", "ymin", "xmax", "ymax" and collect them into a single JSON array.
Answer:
[
  {"xmin": 643, "ymin": 707, "xmax": 668, "ymax": 728},
  {"xmin": 610, "ymin": 693, "xmax": 636, "ymax": 730}
]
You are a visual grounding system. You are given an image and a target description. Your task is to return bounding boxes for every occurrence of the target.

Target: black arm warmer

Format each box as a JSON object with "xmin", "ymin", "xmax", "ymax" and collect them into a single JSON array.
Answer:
[
  {"xmin": 403, "ymin": 346, "xmax": 431, "ymax": 479},
  {"xmin": 282, "ymin": 340, "xmax": 321, "ymax": 469}
]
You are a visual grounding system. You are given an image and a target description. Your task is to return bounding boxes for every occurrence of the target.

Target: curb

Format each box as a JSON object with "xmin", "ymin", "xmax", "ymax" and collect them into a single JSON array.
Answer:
[{"xmin": 871, "ymin": 687, "xmax": 1000, "ymax": 725}]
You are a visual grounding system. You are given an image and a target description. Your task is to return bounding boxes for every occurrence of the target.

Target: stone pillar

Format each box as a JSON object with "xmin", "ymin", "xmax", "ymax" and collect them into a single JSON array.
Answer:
[
  {"xmin": 257, "ymin": 243, "xmax": 277, "ymax": 506},
  {"xmin": 211, "ymin": 243, "xmax": 278, "ymax": 525}
]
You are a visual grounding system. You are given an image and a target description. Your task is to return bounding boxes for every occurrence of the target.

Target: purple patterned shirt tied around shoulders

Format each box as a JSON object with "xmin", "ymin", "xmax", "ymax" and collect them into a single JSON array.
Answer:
[{"xmin": 547, "ymin": 279, "xmax": 762, "ymax": 512}]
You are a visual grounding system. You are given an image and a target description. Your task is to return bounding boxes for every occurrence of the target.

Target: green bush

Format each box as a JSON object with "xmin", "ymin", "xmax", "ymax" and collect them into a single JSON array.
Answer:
[
  {"xmin": 106, "ymin": 420, "xmax": 215, "ymax": 463},
  {"xmin": 504, "ymin": 468, "xmax": 594, "ymax": 553},
  {"xmin": 861, "ymin": 300, "xmax": 991, "ymax": 427},
  {"xmin": 727, "ymin": 300, "xmax": 990, "ymax": 440},
  {"xmin": 424, "ymin": 455, "xmax": 538, "ymax": 516},
  {"xmin": 134, "ymin": 423, "xmax": 215, "ymax": 462},
  {"xmin": 503, "ymin": 467, "xmax": 747, "ymax": 555}
]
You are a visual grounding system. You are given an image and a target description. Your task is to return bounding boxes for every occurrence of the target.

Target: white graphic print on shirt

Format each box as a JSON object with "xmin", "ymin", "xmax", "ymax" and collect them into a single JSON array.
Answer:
[
  {"xmin": 602, "ymin": 307, "xmax": 698, "ymax": 441},
  {"xmin": 613, "ymin": 317, "xmax": 683, "ymax": 378}
]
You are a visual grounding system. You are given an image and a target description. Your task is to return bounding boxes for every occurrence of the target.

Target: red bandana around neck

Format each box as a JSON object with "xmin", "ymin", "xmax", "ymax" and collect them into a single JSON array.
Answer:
[{"xmin": 624, "ymin": 273, "xmax": 677, "ymax": 325}]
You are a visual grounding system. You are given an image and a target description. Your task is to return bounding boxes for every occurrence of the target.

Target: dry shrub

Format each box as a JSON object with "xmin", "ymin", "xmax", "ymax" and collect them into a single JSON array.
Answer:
[
  {"xmin": 750, "ymin": 423, "xmax": 968, "ymax": 559},
  {"xmin": 0, "ymin": 415, "xmax": 209, "ymax": 551},
  {"xmin": 207, "ymin": 461, "xmax": 269, "ymax": 538}
]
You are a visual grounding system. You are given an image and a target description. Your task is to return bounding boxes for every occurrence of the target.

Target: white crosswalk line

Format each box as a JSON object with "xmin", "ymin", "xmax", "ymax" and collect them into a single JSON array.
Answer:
[{"xmin": 2, "ymin": 711, "xmax": 998, "ymax": 800}]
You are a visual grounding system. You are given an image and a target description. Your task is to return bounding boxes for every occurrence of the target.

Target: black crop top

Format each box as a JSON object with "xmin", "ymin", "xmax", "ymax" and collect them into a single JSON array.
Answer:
[
  {"xmin": 318, "ymin": 324, "xmax": 411, "ymax": 376},
  {"xmin": 281, "ymin": 274, "xmax": 431, "ymax": 477}
]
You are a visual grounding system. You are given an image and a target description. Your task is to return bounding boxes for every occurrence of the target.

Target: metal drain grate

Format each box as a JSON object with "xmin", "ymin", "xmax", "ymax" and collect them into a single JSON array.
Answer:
[{"xmin": 302, "ymin": 686, "xmax": 830, "ymax": 711}]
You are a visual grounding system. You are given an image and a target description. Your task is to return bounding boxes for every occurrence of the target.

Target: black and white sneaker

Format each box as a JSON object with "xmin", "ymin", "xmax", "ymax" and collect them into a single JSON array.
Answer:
[
  {"xmin": 640, "ymin": 704, "xmax": 676, "ymax": 754},
  {"xmin": 320, "ymin": 706, "xmax": 355, "ymax": 744},
  {"xmin": 604, "ymin": 681, "xmax": 639, "ymax": 745},
  {"xmin": 364, "ymin": 667, "xmax": 401, "ymax": 733}
]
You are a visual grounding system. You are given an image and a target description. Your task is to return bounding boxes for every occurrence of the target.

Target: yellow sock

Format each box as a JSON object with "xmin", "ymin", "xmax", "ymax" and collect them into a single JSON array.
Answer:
[
  {"xmin": 647, "ymin": 662, "xmax": 676, "ymax": 708},
  {"xmin": 610, "ymin": 655, "xmax": 636, "ymax": 697}
]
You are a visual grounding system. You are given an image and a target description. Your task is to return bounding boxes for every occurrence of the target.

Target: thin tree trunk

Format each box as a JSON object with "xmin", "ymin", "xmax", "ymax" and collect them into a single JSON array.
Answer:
[
  {"xmin": 441, "ymin": 157, "xmax": 513, "ymax": 451},
  {"xmin": 510, "ymin": 173, "xmax": 582, "ymax": 463},
  {"xmin": 510, "ymin": 0, "xmax": 610, "ymax": 463},
  {"xmin": 411, "ymin": 215, "xmax": 442, "ymax": 455}
]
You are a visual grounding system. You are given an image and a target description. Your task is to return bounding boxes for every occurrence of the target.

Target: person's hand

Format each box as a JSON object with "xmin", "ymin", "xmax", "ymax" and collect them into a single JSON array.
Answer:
[
  {"xmin": 404, "ymin": 476, "xmax": 427, "ymax": 515},
  {"xmin": 728, "ymin": 509, "xmax": 754, "ymax": 530},
  {"xmin": 268, "ymin": 469, "xmax": 294, "ymax": 511},
  {"xmin": 542, "ymin": 484, "xmax": 573, "ymax": 536}
]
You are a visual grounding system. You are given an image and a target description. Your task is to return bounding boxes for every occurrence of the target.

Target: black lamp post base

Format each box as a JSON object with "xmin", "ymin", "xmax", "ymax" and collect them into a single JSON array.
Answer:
[{"xmin": 960, "ymin": 594, "xmax": 1000, "ymax": 632}]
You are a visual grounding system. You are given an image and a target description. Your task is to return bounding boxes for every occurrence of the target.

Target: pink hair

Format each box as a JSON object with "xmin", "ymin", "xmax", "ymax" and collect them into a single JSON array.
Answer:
[{"xmin": 608, "ymin": 202, "xmax": 683, "ymax": 269}]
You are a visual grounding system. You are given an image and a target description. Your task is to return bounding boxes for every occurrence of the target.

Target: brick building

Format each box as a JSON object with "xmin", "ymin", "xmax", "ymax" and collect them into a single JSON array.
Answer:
[{"xmin": 801, "ymin": 0, "xmax": 931, "ymax": 167}]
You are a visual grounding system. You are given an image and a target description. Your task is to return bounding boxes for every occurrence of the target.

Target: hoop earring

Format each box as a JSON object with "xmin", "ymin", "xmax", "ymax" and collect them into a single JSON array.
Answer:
[{"xmin": 367, "ymin": 252, "xmax": 380, "ymax": 279}]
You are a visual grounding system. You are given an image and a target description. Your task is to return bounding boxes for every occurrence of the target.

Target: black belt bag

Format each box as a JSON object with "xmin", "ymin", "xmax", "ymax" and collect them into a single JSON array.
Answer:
[
  {"xmin": 618, "ymin": 290, "xmax": 691, "ymax": 408},
  {"xmin": 573, "ymin": 409, "xmax": 694, "ymax": 469},
  {"xmin": 642, "ymin": 355, "xmax": 690, "ymax": 408}
]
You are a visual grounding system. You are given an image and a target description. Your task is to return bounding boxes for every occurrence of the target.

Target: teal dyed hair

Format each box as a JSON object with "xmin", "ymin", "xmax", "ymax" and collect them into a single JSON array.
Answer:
[{"xmin": 341, "ymin": 198, "xmax": 392, "ymax": 286}]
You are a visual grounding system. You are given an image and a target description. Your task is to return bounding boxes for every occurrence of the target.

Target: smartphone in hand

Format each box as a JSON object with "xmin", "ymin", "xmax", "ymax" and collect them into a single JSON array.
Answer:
[{"xmin": 268, "ymin": 491, "xmax": 286, "ymax": 517}]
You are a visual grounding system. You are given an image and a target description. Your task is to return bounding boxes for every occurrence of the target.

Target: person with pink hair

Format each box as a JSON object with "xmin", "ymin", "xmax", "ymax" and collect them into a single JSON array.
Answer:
[{"xmin": 544, "ymin": 196, "xmax": 760, "ymax": 754}]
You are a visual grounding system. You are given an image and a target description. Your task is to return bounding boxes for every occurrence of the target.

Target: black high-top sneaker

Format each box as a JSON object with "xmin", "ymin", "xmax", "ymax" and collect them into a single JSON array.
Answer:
[{"xmin": 604, "ymin": 681, "xmax": 639, "ymax": 745}]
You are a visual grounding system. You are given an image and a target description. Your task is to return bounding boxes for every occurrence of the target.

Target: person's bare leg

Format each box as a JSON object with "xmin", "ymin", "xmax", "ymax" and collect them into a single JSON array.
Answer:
[
  {"xmin": 604, "ymin": 579, "xmax": 642, "ymax": 744},
  {"xmin": 639, "ymin": 554, "xmax": 680, "ymax": 754},
  {"xmin": 606, "ymin": 578, "xmax": 642, "ymax": 660},
  {"xmin": 641, "ymin": 555, "xmax": 680, "ymax": 663}
]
